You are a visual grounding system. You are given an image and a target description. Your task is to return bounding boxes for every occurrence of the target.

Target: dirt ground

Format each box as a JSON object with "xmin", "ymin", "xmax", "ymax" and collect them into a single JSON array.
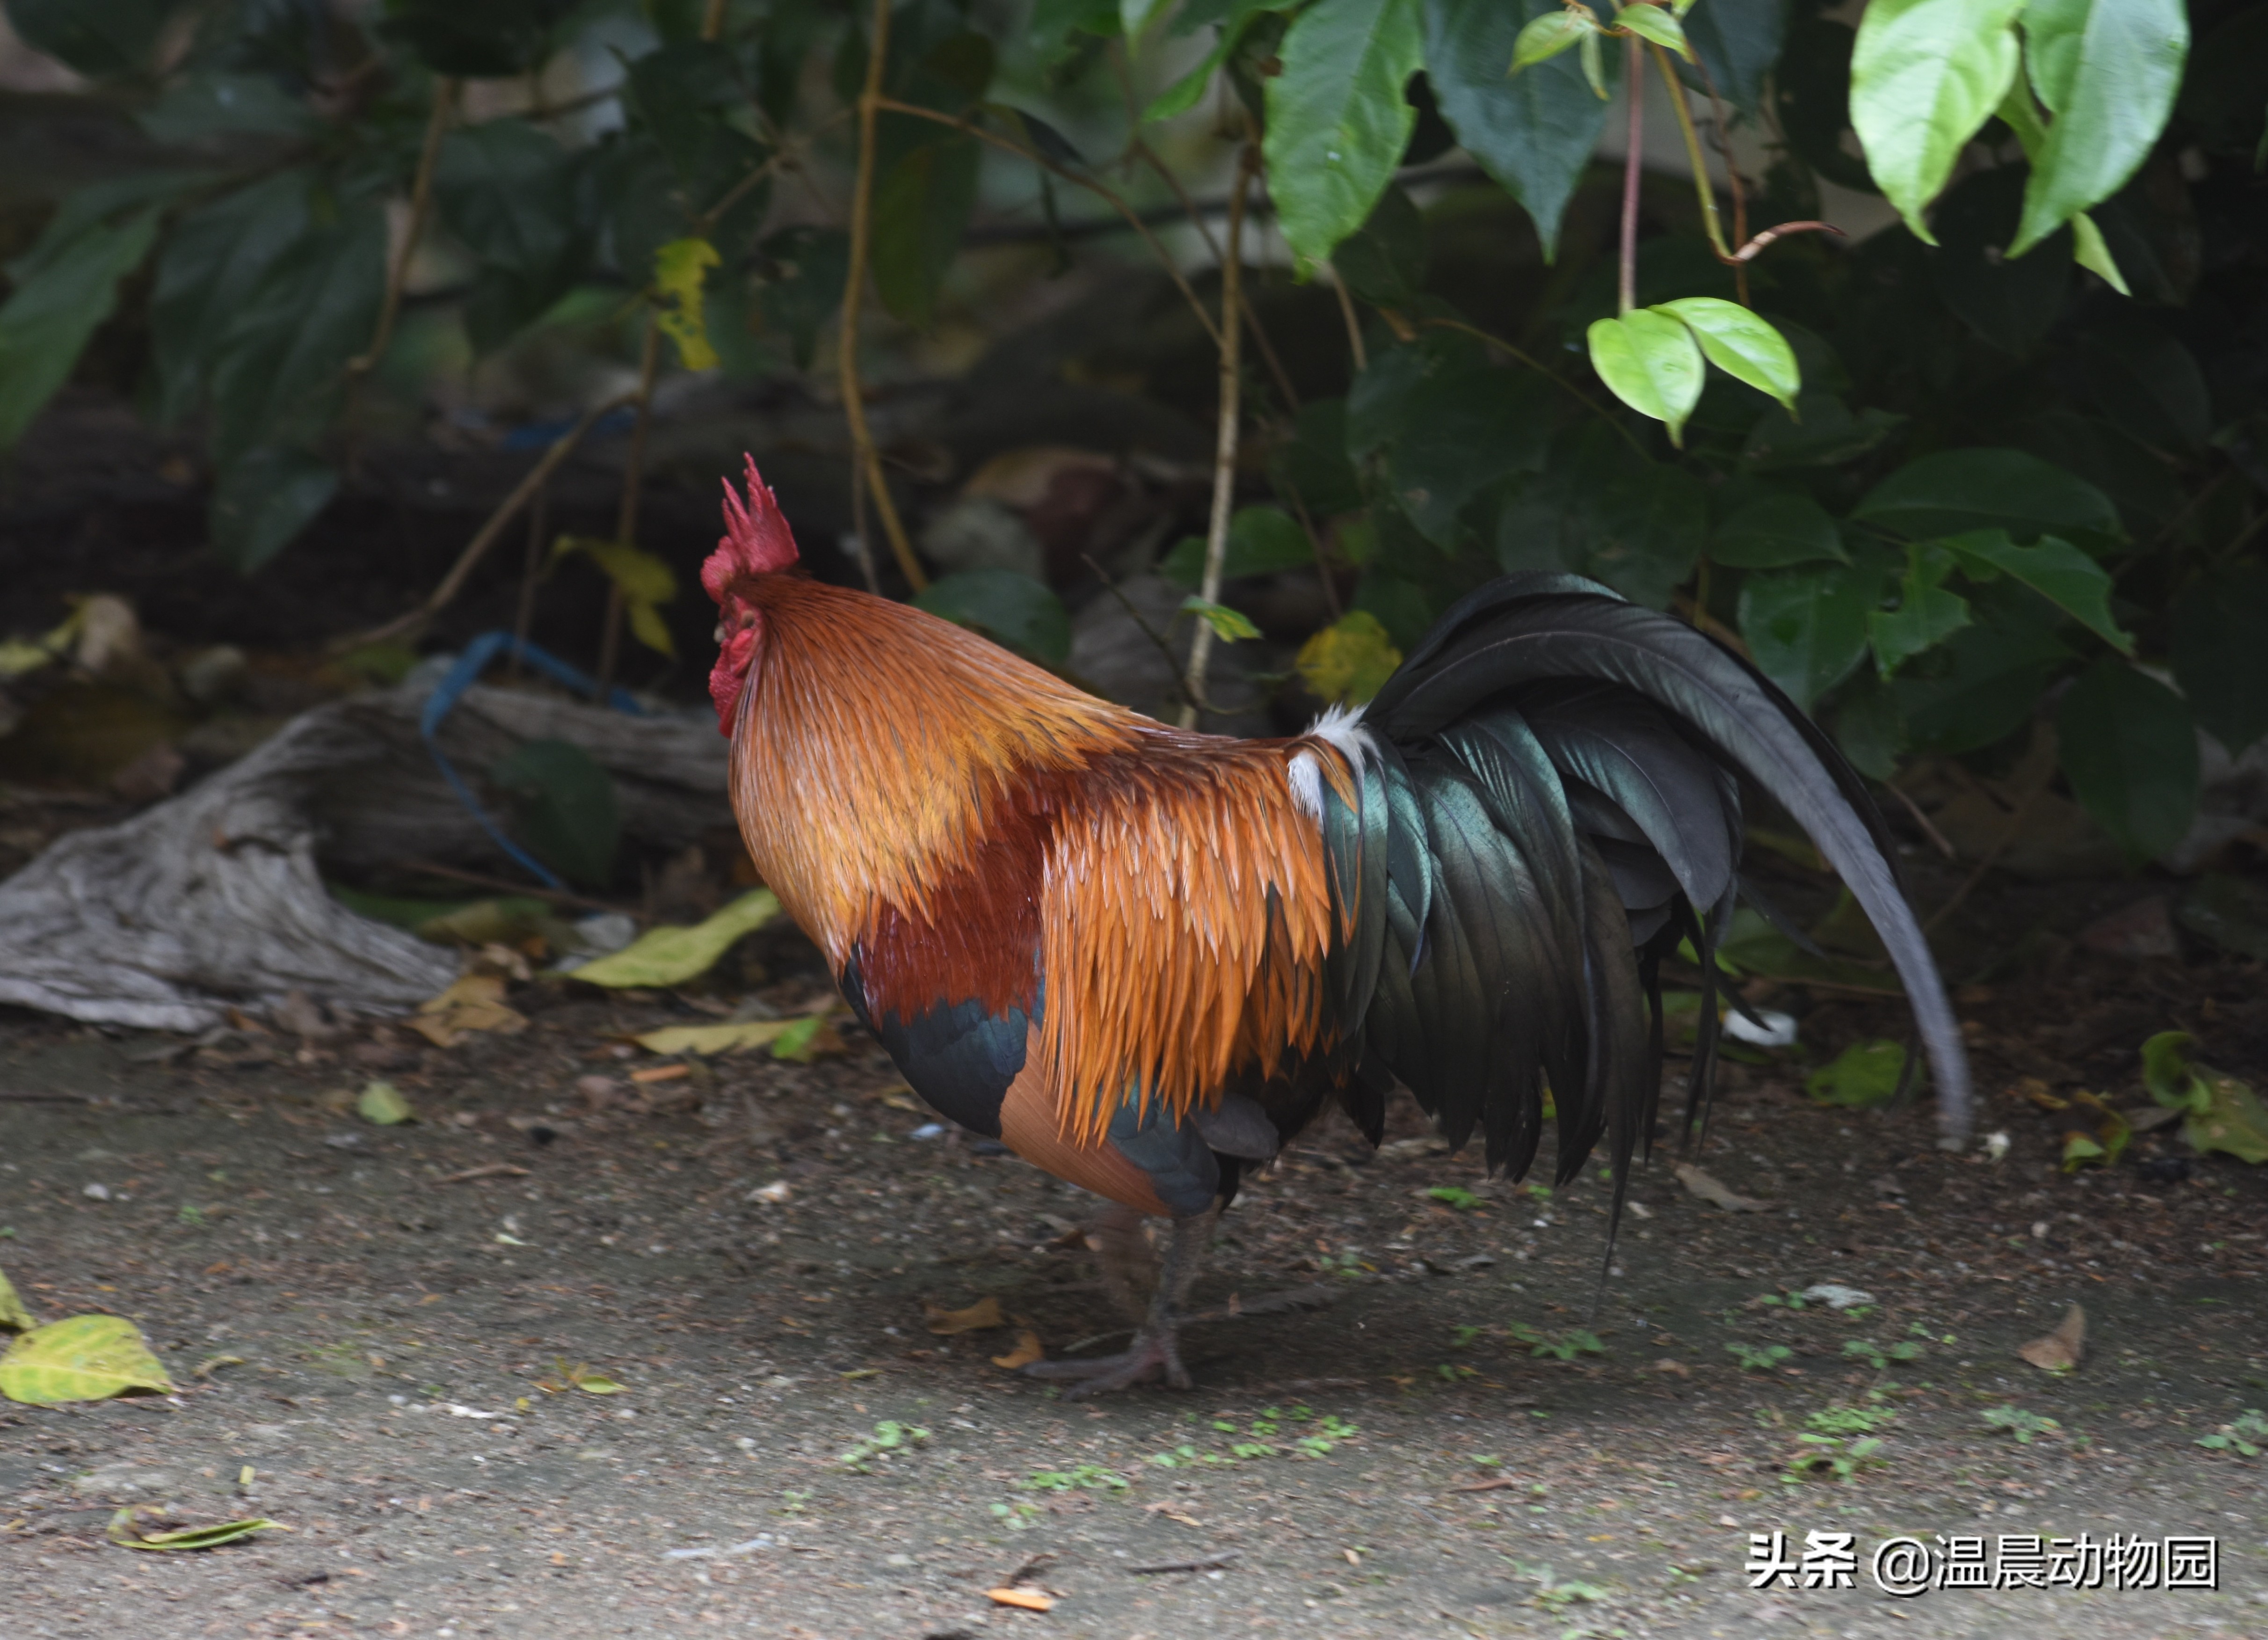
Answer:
[{"xmin": 2, "ymin": 900, "xmax": 2265, "ymax": 1640}]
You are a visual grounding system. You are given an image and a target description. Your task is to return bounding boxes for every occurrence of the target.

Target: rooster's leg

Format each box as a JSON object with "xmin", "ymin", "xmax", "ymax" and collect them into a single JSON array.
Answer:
[{"xmin": 1025, "ymin": 1202, "xmax": 1220, "ymax": 1397}]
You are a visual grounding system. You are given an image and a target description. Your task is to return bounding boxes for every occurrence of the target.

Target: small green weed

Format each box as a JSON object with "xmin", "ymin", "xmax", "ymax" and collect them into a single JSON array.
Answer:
[
  {"xmin": 1806, "ymin": 1401, "xmax": 1896, "ymax": 1436},
  {"xmin": 1513, "ymin": 1561, "xmax": 1607, "ymax": 1612},
  {"xmin": 1451, "ymin": 1324, "xmax": 1486, "ymax": 1348},
  {"xmin": 1022, "ymin": 1463, "xmax": 1127, "ymax": 1492},
  {"xmin": 837, "ymin": 1420, "xmax": 930, "ymax": 1472},
  {"xmin": 1508, "ymin": 1324, "xmax": 1605, "ymax": 1361},
  {"xmin": 1427, "ymin": 1186, "xmax": 1482, "ymax": 1210},
  {"xmin": 1727, "ymin": 1343, "xmax": 1792, "ymax": 1371},
  {"xmin": 989, "ymin": 1498, "xmax": 1043, "ymax": 1531},
  {"xmin": 1980, "ymin": 1406, "xmax": 2060, "ymax": 1444},
  {"xmin": 2194, "ymin": 1409, "xmax": 2267, "ymax": 1458},
  {"xmin": 1843, "ymin": 1338, "xmax": 1923, "ymax": 1370},
  {"xmin": 1783, "ymin": 1434, "xmax": 1885, "ymax": 1483},
  {"xmin": 1757, "ymin": 1291, "xmax": 1807, "ymax": 1310}
]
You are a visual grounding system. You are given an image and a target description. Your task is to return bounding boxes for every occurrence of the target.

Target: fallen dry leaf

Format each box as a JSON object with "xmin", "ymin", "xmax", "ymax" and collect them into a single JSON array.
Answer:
[
  {"xmin": 991, "ymin": 1328, "xmax": 1045, "ymax": 1370},
  {"xmin": 986, "ymin": 1587, "xmax": 1054, "ymax": 1612},
  {"xmin": 1650, "ymin": 1359, "xmax": 1692, "ymax": 1378},
  {"xmin": 629, "ymin": 1064, "xmax": 691, "ymax": 1085},
  {"xmin": 409, "ymin": 974, "xmax": 527, "ymax": 1048},
  {"xmin": 1672, "ymin": 1162, "xmax": 1772, "ymax": 1212},
  {"xmin": 2018, "ymin": 1303, "xmax": 2086, "ymax": 1372},
  {"xmin": 925, "ymin": 1297, "xmax": 1005, "ymax": 1335}
]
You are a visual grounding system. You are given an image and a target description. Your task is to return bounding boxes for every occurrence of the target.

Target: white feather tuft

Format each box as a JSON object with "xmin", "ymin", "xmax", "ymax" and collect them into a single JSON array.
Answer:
[
  {"xmin": 1287, "ymin": 751, "xmax": 1325, "ymax": 820},
  {"xmin": 1304, "ymin": 701, "xmax": 1375, "ymax": 766}
]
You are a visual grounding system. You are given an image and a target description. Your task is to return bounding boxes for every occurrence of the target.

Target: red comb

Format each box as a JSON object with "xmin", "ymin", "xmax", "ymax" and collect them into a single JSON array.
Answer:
[{"xmin": 701, "ymin": 453, "xmax": 798, "ymax": 605}]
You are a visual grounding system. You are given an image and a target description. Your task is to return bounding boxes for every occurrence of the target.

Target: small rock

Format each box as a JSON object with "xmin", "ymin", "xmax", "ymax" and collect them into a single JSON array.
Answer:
[
  {"xmin": 1799, "ymin": 1283, "xmax": 1875, "ymax": 1311},
  {"xmin": 81, "ymin": 1182, "xmax": 111, "ymax": 1201},
  {"xmin": 749, "ymin": 1180, "xmax": 792, "ymax": 1204}
]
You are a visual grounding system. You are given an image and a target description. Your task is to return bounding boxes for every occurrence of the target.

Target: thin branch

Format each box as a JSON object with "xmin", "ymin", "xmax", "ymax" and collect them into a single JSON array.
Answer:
[
  {"xmin": 350, "ymin": 76, "xmax": 457, "ymax": 383},
  {"xmin": 872, "ymin": 95, "xmax": 1223, "ymax": 353},
  {"xmin": 507, "ymin": 473, "xmax": 549, "ymax": 681},
  {"xmin": 1082, "ymin": 553, "xmax": 1210, "ymax": 714},
  {"xmin": 327, "ymin": 393, "xmax": 634, "ymax": 655},
  {"xmin": 1733, "ymin": 220, "xmax": 1844, "ymax": 261},
  {"xmin": 1689, "ymin": 53, "xmax": 1752, "ymax": 306},
  {"xmin": 1650, "ymin": 43, "xmax": 1736, "ymax": 268},
  {"xmin": 842, "ymin": 2, "xmax": 930, "ymax": 593},
  {"xmin": 1179, "ymin": 147, "xmax": 1252, "ymax": 732},
  {"xmin": 1925, "ymin": 763, "xmax": 2052, "ymax": 934},
  {"xmin": 1619, "ymin": 35, "xmax": 1643, "ymax": 317},
  {"xmin": 598, "ymin": 316, "xmax": 663, "ymax": 690},
  {"xmin": 1328, "ymin": 264, "xmax": 1368, "ymax": 374},
  {"xmin": 1883, "ymin": 779, "xmax": 1958, "ymax": 862}
]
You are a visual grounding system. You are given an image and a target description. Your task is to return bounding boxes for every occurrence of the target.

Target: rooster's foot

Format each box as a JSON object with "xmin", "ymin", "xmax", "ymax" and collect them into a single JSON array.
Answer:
[{"xmin": 1022, "ymin": 1327, "xmax": 1190, "ymax": 1397}]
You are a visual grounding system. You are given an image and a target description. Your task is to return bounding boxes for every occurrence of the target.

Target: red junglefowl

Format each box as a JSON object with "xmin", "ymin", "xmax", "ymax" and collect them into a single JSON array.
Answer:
[{"xmin": 705, "ymin": 455, "xmax": 1970, "ymax": 1397}]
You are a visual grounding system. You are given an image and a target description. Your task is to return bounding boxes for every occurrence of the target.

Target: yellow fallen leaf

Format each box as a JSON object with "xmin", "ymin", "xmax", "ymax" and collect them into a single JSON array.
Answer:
[
  {"xmin": 991, "ymin": 1329, "xmax": 1045, "ymax": 1370},
  {"xmin": 0, "ymin": 1314, "xmax": 174, "ymax": 1404},
  {"xmin": 569, "ymin": 890, "xmax": 779, "ymax": 988},
  {"xmin": 632, "ymin": 1020, "xmax": 798, "ymax": 1057},
  {"xmin": 1672, "ymin": 1162, "xmax": 1773, "ymax": 1213},
  {"xmin": 410, "ymin": 973, "xmax": 527, "ymax": 1047},
  {"xmin": 924, "ymin": 1297, "xmax": 1004, "ymax": 1335},
  {"xmin": 2017, "ymin": 1303, "xmax": 2085, "ymax": 1372},
  {"xmin": 986, "ymin": 1587, "xmax": 1054, "ymax": 1611},
  {"xmin": 0, "ymin": 1267, "xmax": 34, "ymax": 1332}
]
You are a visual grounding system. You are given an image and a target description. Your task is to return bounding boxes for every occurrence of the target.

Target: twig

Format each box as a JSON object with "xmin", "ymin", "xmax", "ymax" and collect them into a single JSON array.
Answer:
[
  {"xmin": 438, "ymin": 1163, "xmax": 533, "ymax": 1184},
  {"xmin": 1328, "ymin": 264, "xmax": 1367, "ymax": 373},
  {"xmin": 1650, "ymin": 43, "xmax": 1735, "ymax": 269},
  {"xmin": 328, "ymin": 393, "xmax": 634, "ymax": 654},
  {"xmin": 841, "ymin": 3, "xmax": 929, "ymax": 594},
  {"xmin": 1082, "ymin": 553, "xmax": 1209, "ymax": 714},
  {"xmin": 350, "ymin": 77, "xmax": 457, "ymax": 385},
  {"xmin": 872, "ymin": 96, "xmax": 1223, "ymax": 353},
  {"xmin": 1282, "ymin": 487, "xmax": 1342, "ymax": 618},
  {"xmin": 1925, "ymin": 766, "xmax": 2051, "ymax": 933},
  {"xmin": 1883, "ymin": 780, "xmax": 1958, "ymax": 861},
  {"xmin": 599, "ymin": 316, "xmax": 663, "ymax": 690},
  {"xmin": 393, "ymin": 859, "xmax": 647, "ymax": 919},
  {"xmin": 1734, "ymin": 221, "xmax": 1844, "ymax": 261},
  {"xmin": 1179, "ymin": 146, "xmax": 1252, "ymax": 731},
  {"xmin": 1451, "ymin": 1477, "xmax": 1519, "ymax": 1494},
  {"xmin": 1619, "ymin": 35, "xmax": 1643, "ymax": 317},
  {"xmin": 1129, "ymin": 1549, "xmax": 1243, "ymax": 1574},
  {"xmin": 507, "ymin": 474, "xmax": 549, "ymax": 682}
]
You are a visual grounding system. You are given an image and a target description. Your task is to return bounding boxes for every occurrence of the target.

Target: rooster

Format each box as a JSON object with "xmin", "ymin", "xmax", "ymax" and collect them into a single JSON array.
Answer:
[{"xmin": 705, "ymin": 456, "xmax": 1969, "ymax": 1395}]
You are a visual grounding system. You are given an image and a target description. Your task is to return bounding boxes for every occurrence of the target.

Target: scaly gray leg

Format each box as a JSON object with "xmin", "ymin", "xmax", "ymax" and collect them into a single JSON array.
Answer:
[{"xmin": 1024, "ymin": 1203, "xmax": 1221, "ymax": 1397}]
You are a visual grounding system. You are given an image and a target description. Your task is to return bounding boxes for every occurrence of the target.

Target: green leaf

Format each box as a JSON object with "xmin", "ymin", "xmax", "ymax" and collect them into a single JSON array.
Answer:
[
  {"xmin": 869, "ymin": 137, "xmax": 980, "ymax": 329},
  {"xmin": 207, "ymin": 199, "xmax": 388, "ymax": 461},
  {"xmin": 0, "ymin": 204, "xmax": 161, "ymax": 448},
  {"xmin": 1388, "ymin": 367, "xmax": 1553, "ymax": 545},
  {"xmin": 209, "ymin": 446, "xmax": 338, "ymax": 574},
  {"xmin": 1263, "ymin": 0, "xmax": 1425, "ymax": 271},
  {"xmin": 1853, "ymin": 449, "xmax": 2120, "ymax": 545},
  {"xmin": 756, "ymin": 226, "xmax": 850, "ymax": 372},
  {"xmin": 1868, "ymin": 542, "xmax": 1971, "ymax": 675},
  {"xmin": 551, "ymin": 537, "xmax": 679, "ymax": 659},
  {"xmin": 435, "ymin": 120, "xmax": 575, "ymax": 278},
  {"xmin": 2141, "ymin": 1030, "xmax": 2210, "ymax": 1113},
  {"xmin": 1806, "ymin": 1040, "xmax": 1908, "ymax": 1108},
  {"xmin": 491, "ymin": 738, "xmax": 621, "ymax": 891},
  {"xmin": 356, "ymin": 1080, "xmax": 415, "ymax": 1126},
  {"xmin": 1939, "ymin": 530, "xmax": 2130, "ymax": 653},
  {"xmin": 1738, "ymin": 554, "xmax": 1887, "ymax": 710},
  {"xmin": 138, "ymin": 73, "xmax": 320, "ymax": 143},
  {"xmin": 2140, "ymin": 1033, "xmax": 2268, "ymax": 1164},
  {"xmin": 2010, "ymin": 0, "xmax": 2190, "ymax": 257},
  {"xmin": 150, "ymin": 170, "xmax": 314, "ymax": 427},
  {"xmin": 2170, "ymin": 564, "xmax": 2268, "ymax": 757},
  {"xmin": 916, "ymin": 569, "xmax": 1071, "ymax": 663},
  {"xmin": 377, "ymin": 0, "xmax": 580, "ymax": 76},
  {"xmin": 1848, "ymin": 0, "xmax": 2026, "ymax": 243},
  {"xmin": 1427, "ymin": 0, "xmax": 1615, "ymax": 258},
  {"xmin": 1330, "ymin": 183, "xmax": 1428, "ymax": 306},
  {"xmin": 108, "ymin": 1508, "xmax": 287, "ymax": 1551},
  {"xmin": 2077, "ymin": 312, "xmax": 2209, "ymax": 453},
  {"xmin": 1160, "ymin": 506, "xmax": 1316, "ymax": 586},
  {"xmin": 1709, "ymin": 492, "xmax": 1847, "ymax": 569},
  {"xmin": 1654, "ymin": 297, "xmax": 1800, "ymax": 410},
  {"xmin": 1508, "ymin": 6, "xmax": 1595, "ymax": 72},
  {"xmin": 1183, "ymin": 595, "xmax": 1262, "ymax": 642},
  {"xmin": 1497, "ymin": 426, "xmax": 1705, "ymax": 609},
  {"xmin": 0, "ymin": 1267, "xmax": 34, "ymax": 1332},
  {"xmin": 1742, "ymin": 394, "xmax": 1905, "ymax": 471},
  {"xmin": 0, "ymin": 1314, "xmax": 174, "ymax": 1404},
  {"xmin": 1613, "ymin": 2, "xmax": 1689, "ymax": 59},
  {"xmin": 653, "ymin": 237, "xmax": 722, "ymax": 371},
  {"xmin": 1295, "ymin": 610, "xmax": 1403, "ymax": 706},
  {"xmin": 569, "ymin": 890, "xmax": 781, "ymax": 988},
  {"xmin": 1587, "ymin": 310, "xmax": 1704, "ymax": 445},
  {"xmin": 1681, "ymin": 0, "xmax": 1788, "ymax": 112},
  {"xmin": 1928, "ymin": 167, "xmax": 2072, "ymax": 357},
  {"xmin": 1142, "ymin": 0, "xmax": 1281, "ymax": 122},
  {"xmin": 1270, "ymin": 398, "xmax": 1363, "ymax": 517},
  {"xmin": 4, "ymin": 0, "xmax": 173, "ymax": 75},
  {"xmin": 2054, "ymin": 658, "xmax": 2199, "ymax": 860},
  {"xmin": 1893, "ymin": 602, "xmax": 2073, "ymax": 754},
  {"xmin": 2068, "ymin": 211, "xmax": 2129, "ymax": 295}
]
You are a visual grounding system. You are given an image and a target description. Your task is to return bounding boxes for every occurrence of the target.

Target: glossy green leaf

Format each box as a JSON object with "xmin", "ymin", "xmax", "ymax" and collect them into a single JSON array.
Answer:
[
  {"xmin": 916, "ymin": 569, "xmax": 1071, "ymax": 663},
  {"xmin": 492, "ymin": 738, "xmax": 621, "ymax": 892},
  {"xmin": 0, "ymin": 1314, "xmax": 174, "ymax": 1404},
  {"xmin": 2054, "ymin": 658, "xmax": 2198, "ymax": 860},
  {"xmin": 1940, "ymin": 530, "xmax": 2131, "ymax": 653},
  {"xmin": 1586, "ymin": 310, "xmax": 1704, "ymax": 445},
  {"xmin": 1867, "ymin": 542, "xmax": 1970, "ymax": 675},
  {"xmin": 1894, "ymin": 603, "xmax": 2073, "ymax": 755},
  {"xmin": 207, "ymin": 200, "xmax": 388, "ymax": 461},
  {"xmin": 5, "ymin": 0, "xmax": 173, "ymax": 75},
  {"xmin": 2010, "ymin": 0, "xmax": 2190, "ymax": 257},
  {"xmin": 1848, "ymin": 0, "xmax": 2026, "ymax": 243},
  {"xmin": 435, "ymin": 120, "xmax": 575, "ymax": 278},
  {"xmin": 2067, "ymin": 212, "xmax": 2129, "ymax": 295},
  {"xmin": 1742, "ymin": 394, "xmax": 1905, "ymax": 471},
  {"xmin": 570, "ymin": 891, "xmax": 781, "ymax": 989},
  {"xmin": 1264, "ymin": 0, "xmax": 1424, "ymax": 270},
  {"xmin": 0, "ymin": 204, "xmax": 161, "ymax": 448},
  {"xmin": 1613, "ymin": 2, "xmax": 1689, "ymax": 59},
  {"xmin": 150, "ymin": 171, "xmax": 313, "ymax": 426},
  {"xmin": 1709, "ymin": 492, "xmax": 1846, "ymax": 569},
  {"xmin": 1738, "ymin": 554, "xmax": 1887, "ymax": 710},
  {"xmin": 869, "ymin": 137, "xmax": 980, "ymax": 329},
  {"xmin": 209, "ymin": 446, "xmax": 338, "ymax": 574},
  {"xmin": 1508, "ymin": 6, "xmax": 1594, "ymax": 72},
  {"xmin": 1388, "ymin": 367, "xmax": 1553, "ymax": 545},
  {"xmin": 1655, "ymin": 297, "xmax": 1800, "ymax": 410},
  {"xmin": 1160, "ymin": 506, "xmax": 1316, "ymax": 586},
  {"xmin": 1183, "ymin": 595, "xmax": 1262, "ymax": 642},
  {"xmin": 2170, "ymin": 564, "xmax": 2268, "ymax": 757},
  {"xmin": 1853, "ymin": 449, "xmax": 2120, "ymax": 545},
  {"xmin": 1425, "ymin": 0, "xmax": 1615, "ymax": 259}
]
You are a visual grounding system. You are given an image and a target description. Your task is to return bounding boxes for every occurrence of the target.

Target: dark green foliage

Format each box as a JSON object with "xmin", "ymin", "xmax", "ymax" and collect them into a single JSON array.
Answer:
[{"xmin": 490, "ymin": 739, "xmax": 621, "ymax": 892}]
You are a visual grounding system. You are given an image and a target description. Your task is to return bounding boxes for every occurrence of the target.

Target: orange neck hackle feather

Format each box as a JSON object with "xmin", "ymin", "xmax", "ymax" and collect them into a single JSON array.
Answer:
[{"xmin": 706, "ymin": 453, "xmax": 1362, "ymax": 1147}]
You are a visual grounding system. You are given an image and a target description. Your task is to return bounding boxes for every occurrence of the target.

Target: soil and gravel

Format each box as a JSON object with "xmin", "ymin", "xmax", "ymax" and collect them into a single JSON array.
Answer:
[{"xmin": 2, "ymin": 891, "xmax": 2264, "ymax": 1640}]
